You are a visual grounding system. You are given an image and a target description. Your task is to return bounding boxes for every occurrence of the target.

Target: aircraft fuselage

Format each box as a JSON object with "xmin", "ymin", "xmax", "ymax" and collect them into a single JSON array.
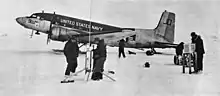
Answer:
[{"xmin": 16, "ymin": 10, "xmax": 176, "ymax": 49}]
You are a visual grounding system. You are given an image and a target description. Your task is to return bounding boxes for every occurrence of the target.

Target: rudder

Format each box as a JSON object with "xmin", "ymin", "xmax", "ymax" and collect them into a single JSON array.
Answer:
[{"xmin": 155, "ymin": 10, "xmax": 175, "ymax": 43}]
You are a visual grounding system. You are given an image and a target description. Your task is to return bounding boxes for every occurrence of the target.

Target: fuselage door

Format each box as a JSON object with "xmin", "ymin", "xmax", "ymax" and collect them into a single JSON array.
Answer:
[{"xmin": 125, "ymin": 33, "xmax": 136, "ymax": 47}]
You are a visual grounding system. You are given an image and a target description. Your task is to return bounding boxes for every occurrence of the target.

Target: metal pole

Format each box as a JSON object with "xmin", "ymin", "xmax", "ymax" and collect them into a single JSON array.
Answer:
[
  {"xmin": 84, "ymin": 0, "xmax": 93, "ymax": 81},
  {"xmin": 89, "ymin": 0, "xmax": 92, "ymax": 42}
]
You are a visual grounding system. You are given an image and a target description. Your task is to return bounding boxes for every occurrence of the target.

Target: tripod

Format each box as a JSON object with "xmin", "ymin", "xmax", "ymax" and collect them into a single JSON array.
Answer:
[{"xmin": 72, "ymin": 44, "xmax": 116, "ymax": 82}]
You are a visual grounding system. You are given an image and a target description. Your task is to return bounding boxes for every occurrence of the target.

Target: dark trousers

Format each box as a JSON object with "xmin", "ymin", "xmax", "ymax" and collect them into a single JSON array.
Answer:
[
  {"xmin": 197, "ymin": 54, "xmax": 204, "ymax": 71},
  {"xmin": 118, "ymin": 49, "xmax": 125, "ymax": 58},
  {"xmin": 92, "ymin": 59, "xmax": 104, "ymax": 72},
  {"xmin": 65, "ymin": 58, "xmax": 78, "ymax": 75},
  {"xmin": 193, "ymin": 53, "xmax": 204, "ymax": 72},
  {"xmin": 91, "ymin": 57, "xmax": 106, "ymax": 80}
]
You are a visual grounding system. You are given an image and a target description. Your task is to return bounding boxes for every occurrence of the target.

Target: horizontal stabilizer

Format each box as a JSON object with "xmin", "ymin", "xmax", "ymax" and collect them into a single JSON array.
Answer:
[{"xmin": 154, "ymin": 41, "xmax": 178, "ymax": 48}]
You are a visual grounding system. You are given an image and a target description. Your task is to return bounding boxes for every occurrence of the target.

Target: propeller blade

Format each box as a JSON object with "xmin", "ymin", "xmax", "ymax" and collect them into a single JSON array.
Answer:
[
  {"xmin": 30, "ymin": 30, "xmax": 34, "ymax": 38},
  {"xmin": 47, "ymin": 34, "xmax": 50, "ymax": 44},
  {"xmin": 46, "ymin": 12, "xmax": 55, "ymax": 45}
]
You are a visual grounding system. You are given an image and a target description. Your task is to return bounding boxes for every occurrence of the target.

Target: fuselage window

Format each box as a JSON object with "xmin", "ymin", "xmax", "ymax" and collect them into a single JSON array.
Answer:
[
  {"xmin": 126, "ymin": 38, "xmax": 129, "ymax": 42},
  {"xmin": 28, "ymin": 19, "xmax": 35, "ymax": 24},
  {"xmin": 126, "ymin": 35, "xmax": 136, "ymax": 42},
  {"xmin": 30, "ymin": 15, "xmax": 37, "ymax": 18},
  {"xmin": 37, "ymin": 16, "xmax": 41, "ymax": 19},
  {"xmin": 131, "ymin": 35, "xmax": 136, "ymax": 41}
]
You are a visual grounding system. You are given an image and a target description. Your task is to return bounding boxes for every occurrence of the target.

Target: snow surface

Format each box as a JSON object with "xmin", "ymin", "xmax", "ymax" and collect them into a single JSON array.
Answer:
[{"xmin": 0, "ymin": 34, "xmax": 219, "ymax": 96}]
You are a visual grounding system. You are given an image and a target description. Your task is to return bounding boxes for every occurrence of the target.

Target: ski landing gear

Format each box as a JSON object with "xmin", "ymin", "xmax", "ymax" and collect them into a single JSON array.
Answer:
[
  {"xmin": 60, "ymin": 75, "xmax": 75, "ymax": 83},
  {"xmin": 61, "ymin": 79, "xmax": 75, "ymax": 83}
]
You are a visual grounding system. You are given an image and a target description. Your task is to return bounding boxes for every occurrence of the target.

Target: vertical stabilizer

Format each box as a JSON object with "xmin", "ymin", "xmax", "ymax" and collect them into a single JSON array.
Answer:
[{"xmin": 155, "ymin": 10, "xmax": 175, "ymax": 43}]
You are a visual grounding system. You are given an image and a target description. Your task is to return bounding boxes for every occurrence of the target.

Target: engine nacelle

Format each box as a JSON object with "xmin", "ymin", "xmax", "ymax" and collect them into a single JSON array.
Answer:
[{"xmin": 50, "ymin": 27, "xmax": 70, "ymax": 42}]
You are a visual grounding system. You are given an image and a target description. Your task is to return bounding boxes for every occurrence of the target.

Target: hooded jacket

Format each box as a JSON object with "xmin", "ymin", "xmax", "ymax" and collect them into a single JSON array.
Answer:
[
  {"xmin": 64, "ymin": 40, "xmax": 79, "ymax": 59},
  {"xmin": 191, "ymin": 35, "xmax": 205, "ymax": 54},
  {"xmin": 119, "ymin": 39, "xmax": 125, "ymax": 50},
  {"xmin": 175, "ymin": 43, "xmax": 184, "ymax": 55},
  {"xmin": 93, "ymin": 39, "xmax": 107, "ymax": 59}
]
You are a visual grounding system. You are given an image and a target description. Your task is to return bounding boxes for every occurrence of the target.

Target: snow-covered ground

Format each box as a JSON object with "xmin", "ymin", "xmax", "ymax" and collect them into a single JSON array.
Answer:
[{"xmin": 0, "ymin": 34, "xmax": 219, "ymax": 96}]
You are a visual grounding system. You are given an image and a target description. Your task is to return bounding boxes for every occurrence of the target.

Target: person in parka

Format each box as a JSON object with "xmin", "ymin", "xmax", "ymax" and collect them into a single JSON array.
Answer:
[
  {"xmin": 174, "ymin": 42, "xmax": 184, "ymax": 65},
  {"xmin": 191, "ymin": 32, "xmax": 205, "ymax": 73},
  {"xmin": 175, "ymin": 42, "xmax": 184, "ymax": 56},
  {"xmin": 118, "ymin": 39, "xmax": 126, "ymax": 58},
  {"xmin": 91, "ymin": 38, "xmax": 107, "ymax": 80},
  {"xmin": 63, "ymin": 37, "xmax": 79, "ymax": 78}
]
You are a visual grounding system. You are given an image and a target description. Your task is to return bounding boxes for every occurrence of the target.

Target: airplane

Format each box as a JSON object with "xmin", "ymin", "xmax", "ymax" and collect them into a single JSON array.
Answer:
[{"xmin": 16, "ymin": 10, "xmax": 177, "ymax": 55}]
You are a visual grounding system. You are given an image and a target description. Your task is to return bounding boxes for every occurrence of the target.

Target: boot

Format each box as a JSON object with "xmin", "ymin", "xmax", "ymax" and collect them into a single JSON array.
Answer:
[
  {"xmin": 97, "ymin": 72, "xmax": 103, "ymax": 80},
  {"xmin": 91, "ymin": 72, "xmax": 99, "ymax": 80}
]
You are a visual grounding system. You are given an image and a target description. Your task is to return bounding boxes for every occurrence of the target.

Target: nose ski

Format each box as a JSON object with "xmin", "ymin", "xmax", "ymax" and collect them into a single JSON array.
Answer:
[{"xmin": 61, "ymin": 79, "xmax": 75, "ymax": 83}]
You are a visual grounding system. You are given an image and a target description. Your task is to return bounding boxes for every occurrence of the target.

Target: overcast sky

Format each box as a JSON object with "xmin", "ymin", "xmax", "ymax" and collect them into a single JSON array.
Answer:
[{"xmin": 0, "ymin": 0, "xmax": 219, "ymax": 43}]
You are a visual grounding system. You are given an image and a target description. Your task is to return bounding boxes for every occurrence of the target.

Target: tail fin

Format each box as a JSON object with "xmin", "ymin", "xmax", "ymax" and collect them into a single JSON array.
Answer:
[{"xmin": 155, "ymin": 10, "xmax": 175, "ymax": 43}]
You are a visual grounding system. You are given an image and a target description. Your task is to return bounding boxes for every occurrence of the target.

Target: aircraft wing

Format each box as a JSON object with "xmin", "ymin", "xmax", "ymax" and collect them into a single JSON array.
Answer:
[
  {"xmin": 94, "ymin": 30, "xmax": 136, "ymax": 44},
  {"xmin": 70, "ymin": 28, "xmax": 135, "ymax": 37},
  {"xmin": 154, "ymin": 41, "xmax": 178, "ymax": 48},
  {"xmin": 72, "ymin": 30, "xmax": 123, "ymax": 37},
  {"xmin": 52, "ymin": 25, "xmax": 89, "ymax": 34},
  {"xmin": 52, "ymin": 24, "xmax": 136, "ymax": 44},
  {"xmin": 53, "ymin": 25, "xmax": 135, "ymax": 37},
  {"xmin": 73, "ymin": 30, "xmax": 136, "ymax": 44},
  {"xmin": 54, "ymin": 25, "xmax": 135, "ymax": 34}
]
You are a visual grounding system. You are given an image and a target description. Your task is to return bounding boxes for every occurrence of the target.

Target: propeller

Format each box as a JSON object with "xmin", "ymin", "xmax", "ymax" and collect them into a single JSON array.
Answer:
[
  {"xmin": 30, "ymin": 30, "xmax": 34, "ymax": 38},
  {"xmin": 29, "ymin": 10, "xmax": 45, "ymax": 38},
  {"xmin": 46, "ymin": 11, "xmax": 56, "ymax": 45},
  {"xmin": 47, "ymin": 32, "xmax": 51, "ymax": 44},
  {"xmin": 47, "ymin": 24, "xmax": 52, "ymax": 44}
]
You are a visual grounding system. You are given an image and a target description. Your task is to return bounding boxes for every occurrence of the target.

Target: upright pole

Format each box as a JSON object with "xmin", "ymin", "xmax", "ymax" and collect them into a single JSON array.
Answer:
[
  {"xmin": 84, "ymin": 0, "xmax": 93, "ymax": 81},
  {"xmin": 89, "ymin": 0, "xmax": 92, "ymax": 43}
]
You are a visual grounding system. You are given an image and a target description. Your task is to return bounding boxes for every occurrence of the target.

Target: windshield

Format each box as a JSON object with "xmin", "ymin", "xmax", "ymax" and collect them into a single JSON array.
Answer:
[{"xmin": 29, "ymin": 14, "xmax": 37, "ymax": 18}]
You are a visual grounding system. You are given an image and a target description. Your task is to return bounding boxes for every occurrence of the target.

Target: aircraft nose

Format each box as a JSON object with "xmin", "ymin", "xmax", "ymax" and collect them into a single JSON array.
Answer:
[{"xmin": 16, "ymin": 17, "xmax": 25, "ymax": 26}]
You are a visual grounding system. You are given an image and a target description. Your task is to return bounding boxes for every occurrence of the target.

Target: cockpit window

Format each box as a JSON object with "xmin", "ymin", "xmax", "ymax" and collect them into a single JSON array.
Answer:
[
  {"xmin": 28, "ymin": 19, "xmax": 35, "ymax": 24},
  {"xmin": 28, "ymin": 14, "xmax": 43, "ymax": 20},
  {"xmin": 30, "ymin": 14, "xmax": 37, "ymax": 18}
]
